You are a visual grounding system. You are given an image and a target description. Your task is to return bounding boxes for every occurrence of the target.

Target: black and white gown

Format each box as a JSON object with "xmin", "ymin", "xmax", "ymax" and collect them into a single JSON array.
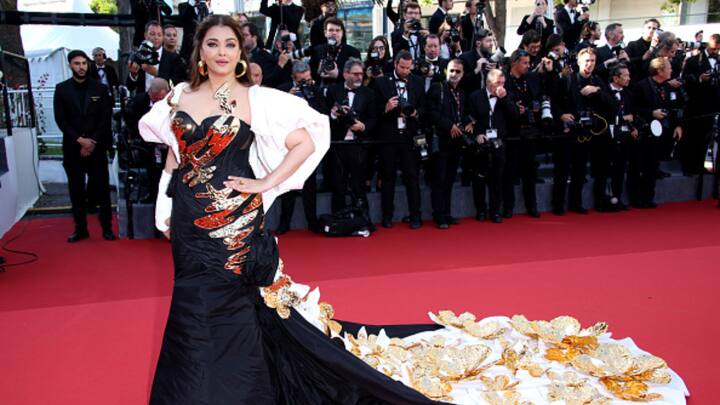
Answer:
[{"xmin": 139, "ymin": 84, "xmax": 689, "ymax": 405}]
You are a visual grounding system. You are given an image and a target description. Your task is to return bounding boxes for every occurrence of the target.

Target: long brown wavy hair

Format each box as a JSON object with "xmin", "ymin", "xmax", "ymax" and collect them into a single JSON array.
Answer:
[{"xmin": 189, "ymin": 15, "xmax": 254, "ymax": 89}]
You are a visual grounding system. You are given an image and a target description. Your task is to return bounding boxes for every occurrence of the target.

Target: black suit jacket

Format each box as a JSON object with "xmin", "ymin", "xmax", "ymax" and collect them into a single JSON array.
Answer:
[
  {"xmin": 632, "ymin": 77, "xmax": 685, "ymax": 132},
  {"xmin": 428, "ymin": 9, "xmax": 446, "ymax": 35},
  {"xmin": 309, "ymin": 44, "xmax": 361, "ymax": 85},
  {"xmin": 556, "ymin": 73, "xmax": 614, "ymax": 122},
  {"xmin": 426, "ymin": 82, "xmax": 469, "ymax": 149},
  {"xmin": 625, "ymin": 37, "xmax": 652, "ymax": 82},
  {"xmin": 325, "ymin": 84, "xmax": 378, "ymax": 141},
  {"xmin": 374, "ymin": 73, "xmax": 426, "ymax": 140},
  {"xmin": 517, "ymin": 15, "xmax": 554, "ymax": 49},
  {"xmin": 126, "ymin": 50, "xmax": 187, "ymax": 93},
  {"xmin": 89, "ymin": 64, "xmax": 120, "ymax": 95},
  {"xmin": 594, "ymin": 44, "xmax": 616, "ymax": 81},
  {"xmin": 124, "ymin": 91, "xmax": 152, "ymax": 139},
  {"xmin": 53, "ymin": 78, "xmax": 112, "ymax": 158},
  {"xmin": 391, "ymin": 32, "xmax": 426, "ymax": 61},
  {"xmin": 682, "ymin": 51, "xmax": 720, "ymax": 115},
  {"xmin": 178, "ymin": 2, "xmax": 213, "ymax": 61},
  {"xmin": 467, "ymin": 89, "xmax": 519, "ymax": 139},
  {"xmin": 459, "ymin": 49, "xmax": 490, "ymax": 92},
  {"xmin": 607, "ymin": 85, "xmax": 636, "ymax": 125},
  {"xmin": 131, "ymin": 0, "xmax": 172, "ymax": 47},
  {"xmin": 555, "ymin": 7, "xmax": 583, "ymax": 50},
  {"xmin": 260, "ymin": 0, "xmax": 304, "ymax": 49}
]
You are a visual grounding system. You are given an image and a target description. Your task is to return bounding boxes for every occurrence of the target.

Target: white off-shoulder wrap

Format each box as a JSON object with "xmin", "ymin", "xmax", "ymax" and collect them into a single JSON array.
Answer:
[{"xmin": 138, "ymin": 83, "xmax": 330, "ymax": 216}]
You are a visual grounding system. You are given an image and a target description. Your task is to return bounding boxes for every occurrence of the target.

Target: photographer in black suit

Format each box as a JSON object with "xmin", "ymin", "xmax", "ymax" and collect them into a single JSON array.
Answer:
[
  {"xmin": 275, "ymin": 61, "xmax": 327, "ymax": 234},
  {"xmin": 426, "ymin": 59, "xmax": 467, "ymax": 228},
  {"xmin": 309, "ymin": 17, "xmax": 361, "ymax": 88},
  {"xmin": 605, "ymin": 64, "xmax": 637, "ymax": 211},
  {"xmin": 326, "ymin": 58, "xmax": 378, "ymax": 213},
  {"xmin": 127, "ymin": 21, "xmax": 187, "ymax": 94},
  {"xmin": 681, "ymin": 34, "xmax": 720, "ymax": 175},
  {"xmin": 555, "ymin": 0, "xmax": 588, "ymax": 51},
  {"xmin": 374, "ymin": 51, "xmax": 426, "ymax": 229},
  {"xmin": 260, "ymin": 0, "xmax": 304, "ymax": 50},
  {"xmin": 466, "ymin": 69, "xmax": 518, "ymax": 223},
  {"xmin": 595, "ymin": 23, "xmax": 629, "ymax": 81},
  {"xmin": 459, "ymin": 28, "xmax": 496, "ymax": 92},
  {"xmin": 89, "ymin": 47, "xmax": 120, "ymax": 97},
  {"xmin": 309, "ymin": 0, "xmax": 337, "ymax": 47},
  {"xmin": 429, "ymin": 0, "xmax": 453, "ymax": 35},
  {"xmin": 503, "ymin": 50, "xmax": 543, "ymax": 218},
  {"xmin": 625, "ymin": 18, "xmax": 661, "ymax": 82},
  {"xmin": 178, "ymin": 0, "xmax": 213, "ymax": 62},
  {"xmin": 629, "ymin": 57, "xmax": 684, "ymax": 208},
  {"xmin": 517, "ymin": 0, "xmax": 554, "ymax": 50},
  {"xmin": 391, "ymin": 2, "xmax": 428, "ymax": 62},
  {"xmin": 53, "ymin": 50, "xmax": 115, "ymax": 242}
]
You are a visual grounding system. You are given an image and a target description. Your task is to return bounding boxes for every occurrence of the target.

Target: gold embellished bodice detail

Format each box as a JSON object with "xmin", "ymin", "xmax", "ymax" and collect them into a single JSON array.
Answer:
[{"xmin": 169, "ymin": 83, "xmax": 262, "ymax": 276}]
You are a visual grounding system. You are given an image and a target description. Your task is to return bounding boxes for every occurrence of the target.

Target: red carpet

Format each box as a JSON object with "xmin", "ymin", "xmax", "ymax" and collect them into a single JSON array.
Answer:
[{"xmin": 1, "ymin": 201, "xmax": 718, "ymax": 404}]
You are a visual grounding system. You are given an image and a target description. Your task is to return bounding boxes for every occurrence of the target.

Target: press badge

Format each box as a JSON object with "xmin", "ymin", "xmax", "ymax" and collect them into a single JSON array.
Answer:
[
  {"xmin": 397, "ymin": 116, "xmax": 406, "ymax": 130},
  {"xmin": 486, "ymin": 128, "xmax": 498, "ymax": 139}
]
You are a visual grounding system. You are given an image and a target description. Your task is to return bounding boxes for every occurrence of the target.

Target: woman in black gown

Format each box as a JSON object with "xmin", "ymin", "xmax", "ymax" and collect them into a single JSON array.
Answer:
[
  {"xmin": 139, "ymin": 15, "xmax": 686, "ymax": 405},
  {"xmin": 139, "ymin": 15, "xmax": 442, "ymax": 405}
]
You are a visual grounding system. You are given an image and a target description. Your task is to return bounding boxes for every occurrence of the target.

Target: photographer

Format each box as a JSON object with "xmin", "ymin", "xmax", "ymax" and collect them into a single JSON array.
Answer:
[
  {"xmin": 391, "ymin": 2, "xmax": 428, "ymax": 61},
  {"xmin": 439, "ymin": 18, "xmax": 464, "ymax": 59},
  {"xmin": 374, "ymin": 51, "xmax": 426, "ymax": 229},
  {"xmin": 466, "ymin": 69, "xmax": 519, "ymax": 223},
  {"xmin": 459, "ymin": 28, "xmax": 498, "ymax": 91},
  {"xmin": 326, "ymin": 59, "xmax": 377, "ymax": 213},
  {"xmin": 629, "ymin": 57, "xmax": 684, "ymax": 208},
  {"xmin": 309, "ymin": 17, "xmax": 361, "ymax": 87},
  {"xmin": 503, "ymin": 50, "xmax": 545, "ymax": 218},
  {"xmin": 555, "ymin": 0, "xmax": 589, "ymax": 51},
  {"xmin": 162, "ymin": 25, "xmax": 179, "ymax": 54},
  {"xmin": 426, "ymin": 59, "xmax": 468, "ymax": 228},
  {"xmin": 605, "ymin": 64, "xmax": 637, "ymax": 211},
  {"xmin": 519, "ymin": 30, "xmax": 543, "ymax": 70},
  {"xmin": 416, "ymin": 35, "xmax": 449, "ymax": 92},
  {"xmin": 267, "ymin": 28, "xmax": 299, "ymax": 87},
  {"xmin": 430, "ymin": 0, "xmax": 454, "ymax": 35},
  {"xmin": 626, "ymin": 18, "xmax": 661, "ymax": 82},
  {"xmin": 131, "ymin": 0, "xmax": 172, "ymax": 48},
  {"xmin": 595, "ymin": 23, "xmax": 629, "ymax": 81},
  {"xmin": 364, "ymin": 36, "xmax": 394, "ymax": 87},
  {"xmin": 545, "ymin": 34, "xmax": 574, "ymax": 79},
  {"xmin": 309, "ymin": 0, "xmax": 338, "ymax": 47},
  {"xmin": 461, "ymin": 0, "xmax": 485, "ymax": 52},
  {"xmin": 517, "ymin": 0, "xmax": 554, "ymax": 51},
  {"xmin": 552, "ymin": 48, "xmax": 613, "ymax": 215},
  {"xmin": 681, "ymin": 33, "xmax": 720, "ymax": 175},
  {"xmin": 574, "ymin": 21, "xmax": 600, "ymax": 54},
  {"xmin": 275, "ymin": 61, "xmax": 327, "ymax": 234},
  {"xmin": 241, "ymin": 23, "xmax": 278, "ymax": 86},
  {"xmin": 127, "ymin": 21, "xmax": 187, "ymax": 95},
  {"xmin": 89, "ymin": 47, "xmax": 120, "ymax": 97},
  {"xmin": 178, "ymin": 0, "xmax": 213, "ymax": 62},
  {"xmin": 260, "ymin": 0, "xmax": 305, "ymax": 50}
]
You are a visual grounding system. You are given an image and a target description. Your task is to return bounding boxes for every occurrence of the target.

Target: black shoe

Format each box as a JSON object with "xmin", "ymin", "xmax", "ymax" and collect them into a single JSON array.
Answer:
[
  {"xmin": 445, "ymin": 216, "xmax": 460, "ymax": 225},
  {"xmin": 552, "ymin": 207, "xmax": 565, "ymax": 216},
  {"xmin": 435, "ymin": 220, "xmax": 449, "ymax": 229},
  {"xmin": 535, "ymin": 177, "xmax": 546, "ymax": 184},
  {"xmin": 401, "ymin": 216, "xmax": 411, "ymax": 223},
  {"xmin": 527, "ymin": 209, "xmax": 541, "ymax": 218},
  {"xmin": 102, "ymin": 230, "xmax": 117, "ymax": 241},
  {"xmin": 308, "ymin": 222, "xmax": 323, "ymax": 234},
  {"xmin": 502, "ymin": 210, "xmax": 513, "ymax": 219},
  {"xmin": 475, "ymin": 212, "xmax": 487, "ymax": 222},
  {"xmin": 409, "ymin": 218, "xmax": 423, "ymax": 229},
  {"xmin": 382, "ymin": 218, "xmax": 393, "ymax": 228},
  {"xmin": 569, "ymin": 206, "xmax": 589, "ymax": 215},
  {"xmin": 275, "ymin": 225, "xmax": 290, "ymax": 235},
  {"xmin": 656, "ymin": 170, "xmax": 671, "ymax": 179},
  {"xmin": 490, "ymin": 214, "xmax": 503, "ymax": 223},
  {"xmin": 67, "ymin": 229, "xmax": 89, "ymax": 243},
  {"xmin": 616, "ymin": 202, "xmax": 628, "ymax": 211},
  {"xmin": 645, "ymin": 201, "xmax": 658, "ymax": 209}
]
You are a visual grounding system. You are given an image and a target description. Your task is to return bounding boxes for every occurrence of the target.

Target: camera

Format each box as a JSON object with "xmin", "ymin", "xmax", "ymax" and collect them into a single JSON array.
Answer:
[
  {"xmin": 706, "ymin": 64, "xmax": 720, "ymax": 86},
  {"xmin": 612, "ymin": 42, "xmax": 626, "ymax": 57},
  {"xmin": 448, "ymin": 27, "xmax": 462, "ymax": 44},
  {"xmin": 578, "ymin": 110, "xmax": 593, "ymax": 130},
  {"xmin": 490, "ymin": 47, "xmax": 506, "ymax": 66},
  {"xmin": 413, "ymin": 133, "xmax": 430, "ymax": 160},
  {"xmin": 541, "ymin": 96, "xmax": 553, "ymax": 124},
  {"xmin": 459, "ymin": 116, "xmax": 477, "ymax": 148},
  {"xmin": 130, "ymin": 40, "xmax": 159, "ymax": 66},
  {"xmin": 280, "ymin": 33, "xmax": 297, "ymax": 52},
  {"xmin": 415, "ymin": 59, "xmax": 436, "ymax": 77},
  {"xmin": 579, "ymin": 0, "xmax": 595, "ymax": 13},
  {"xmin": 400, "ymin": 98, "xmax": 416, "ymax": 117},
  {"xmin": 368, "ymin": 51, "xmax": 383, "ymax": 76},
  {"xmin": 334, "ymin": 100, "xmax": 359, "ymax": 126},
  {"xmin": 296, "ymin": 79, "xmax": 316, "ymax": 100},
  {"xmin": 684, "ymin": 41, "xmax": 706, "ymax": 51},
  {"xmin": 321, "ymin": 38, "xmax": 340, "ymax": 75},
  {"xmin": 406, "ymin": 18, "xmax": 422, "ymax": 33}
]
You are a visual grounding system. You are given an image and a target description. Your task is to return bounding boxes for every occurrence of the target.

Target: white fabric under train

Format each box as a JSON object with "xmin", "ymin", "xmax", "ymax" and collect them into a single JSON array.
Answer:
[{"xmin": 261, "ymin": 269, "xmax": 689, "ymax": 405}]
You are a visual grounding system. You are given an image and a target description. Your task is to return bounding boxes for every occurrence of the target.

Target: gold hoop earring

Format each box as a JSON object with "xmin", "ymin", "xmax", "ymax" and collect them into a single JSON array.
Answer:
[
  {"xmin": 197, "ymin": 60, "xmax": 208, "ymax": 77},
  {"xmin": 235, "ymin": 60, "xmax": 248, "ymax": 78}
]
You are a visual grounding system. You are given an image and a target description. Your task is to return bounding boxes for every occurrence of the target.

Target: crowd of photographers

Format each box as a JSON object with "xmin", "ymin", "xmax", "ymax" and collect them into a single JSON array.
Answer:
[{"xmin": 115, "ymin": 0, "xmax": 720, "ymax": 234}]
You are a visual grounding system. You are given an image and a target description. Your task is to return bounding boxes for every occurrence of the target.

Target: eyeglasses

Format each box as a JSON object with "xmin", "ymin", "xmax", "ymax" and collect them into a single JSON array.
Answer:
[
  {"xmin": 373, "ymin": 46, "xmax": 385, "ymax": 51},
  {"xmin": 348, "ymin": 71, "xmax": 364, "ymax": 76},
  {"xmin": 448, "ymin": 69, "xmax": 462, "ymax": 73}
]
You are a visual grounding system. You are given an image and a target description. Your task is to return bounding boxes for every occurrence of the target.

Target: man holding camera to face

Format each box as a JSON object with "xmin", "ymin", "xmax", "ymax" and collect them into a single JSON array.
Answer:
[
  {"xmin": 260, "ymin": 0, "xmax": 305, "ymax": 50},
  {"xmin": 374, "ymin": 51, "xmax": 426, "ymax": 229},
  {"xmin": 629, "ymin": 57, "xmax": 684, "ymax": 209},
  {"xmin": 555, "ymin": 0, "xmax": 589, "ymax": 51},
  {"xmin": 426, "ymin": 59, "xmax": 468, "ymax": 228},
  {"xmin": 392, "ymin": 2, "xmax": 428, "ymax": 62},
  {"xmin": 595, "ymin": 23, "xmax": 630, "ymax": 81},
  {"xmin": 325, "ymin": 59, "xmax": 377, "ymax": 213},
  {"xmin": 178, "ymin": 0, "xmax": 213, "ymax": 61},
  {"xmin": 416, "ymin": 35, "xmax": 449, "ymax": 92},
  {"xmin": 127, "ymin": 21, "xmax": 186, "ymax": 95},
  {"xmin": 466, "ymin": 69, "xmax": 519, "ymax": 223},
  {"xmin": 459, "ymin": 28, "xmax": 499, "ymax": 92},
  {"xmin": 310, "ymin": 0, "xmax": 338, "ymax": 47},
  {"xmin": 309, "ymin": 17, "xmax": 361, "ymax": 88},
  {"xmin": 552, "ymin": 48, "xmax": 613, "ymax": 215},
  {"xmin": 430, "ymin": 0, "xmax": 453, "ymax": 35},
  {"xmin": 274, "ymin": 61, "xmax": 327, "ymax": 234},
  {"xmin": 681, "ymin": 34, "xmax": 720, "ymax": 176},
  {"xmin": 626, "ymin": 18, "xmax": 661, "ymax": 82}
]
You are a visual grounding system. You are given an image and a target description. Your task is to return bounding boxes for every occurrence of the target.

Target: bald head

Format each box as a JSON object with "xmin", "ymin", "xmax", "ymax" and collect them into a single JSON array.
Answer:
[{"xmin": 148, "ymin": 78, "xmax": 170, "ymax": 102}]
